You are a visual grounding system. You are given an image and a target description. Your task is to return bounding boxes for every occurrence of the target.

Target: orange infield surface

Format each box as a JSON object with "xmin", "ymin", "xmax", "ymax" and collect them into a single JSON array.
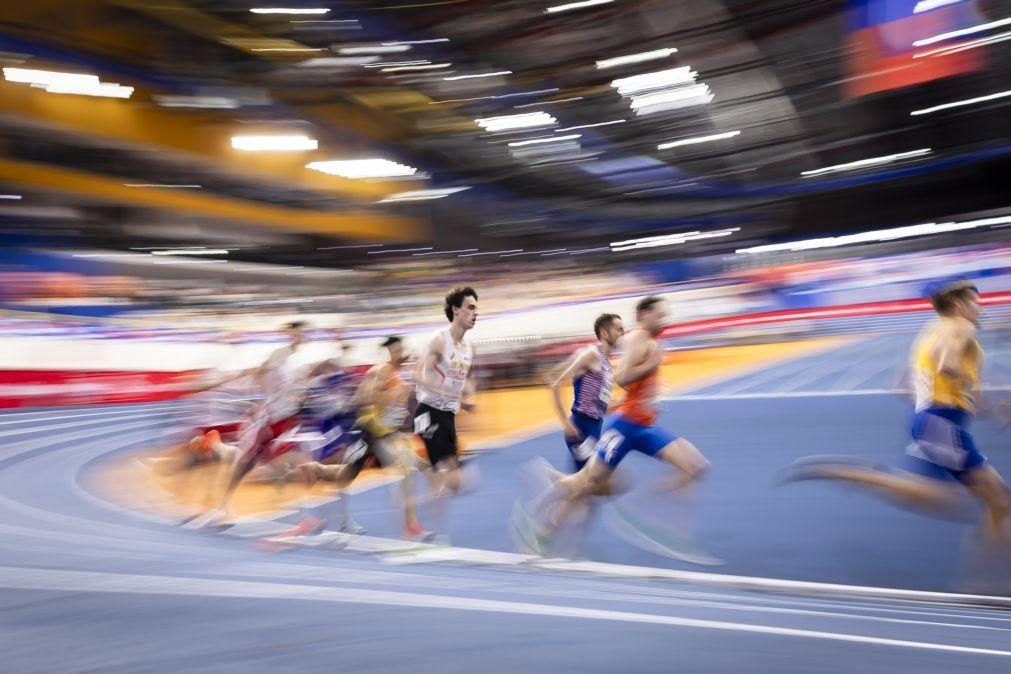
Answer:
[{"xmin": 90, "ymin": 337, "xmax": 851, "ymax": 519}]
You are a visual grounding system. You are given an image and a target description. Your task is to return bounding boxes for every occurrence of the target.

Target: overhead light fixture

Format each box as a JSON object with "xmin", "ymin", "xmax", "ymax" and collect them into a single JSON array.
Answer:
[
  {"xmin": 475, "ymin": 111, "xmax": 556, "ymax": 132},
  {"xmin": 150, "ymin": 249, "xmax": 229, "ymax": 256},
  {"xmin": 800, "ymin": 148, "xmax": 931, "ymax": 177},
  {"xmin": 124, "ymin": 184, "xmax": 202, "ymax": 189},
  {"xmin": 339, "ymin": 45, "xmax": 411, "ymax": 54},
  {"xmin": 507, "ymin": 134, "xmax": 581, "ymax": 147},
  {"xmin": 381, "ymin": 39, "xmax": 450, "ymax": 46},
  {"xmin": 514, "ymin": 96, "xmax": 585, "ymax": 109},
  {"xmin": 914, "ymin": 0, "xmax": 963, "ymax": 12},
  {"xmin": 153, "ymin": 95, "xmax": 240, "ymax": 109},
  {"xmin": 380, "ymin": 63, "xmax": 452, "ymax": 72},
  {"xmin": 413, "ymin": 248, "xmax": 478, "ymax": 256},
  {"xmin": 657, "ymin": 130, "xmax": 740, "ymax": 150},
  {"xmin": 307, "ymin": 159, "xmax": 418, "ymax": 179},
  {"xmin": 299, "ymin": 56, "xmax": 381, "ymax": 66},
  {"xmin": 911, "ymin": 89, "xmax": 1011, "ymax": 116},
  {"xmin": 629, "ymin": 84, "xmax": 713, "ymax": 114},
  {"xmin": 458, "ymin": 249, "xmax": 522, "ymax": 257},
  {"xmin": 914, "ymin": 29, "xmax": 1011, "ymax": 58},
  {"xmin": 0, "ymin": 194, "xmax": 23, "ymax": 200},
  {"xmin": 596, "ymin": 48, "xmax": 677, "ymax": 70},
  {"xmin": 3, "ymin": 68, "xmax": 133, "ymax": 98},
  {"xmin": 611, "ymin": 228, "xmax": 739, "ymax": 252},
  {"xmin": 362, "ymin": 60, "xmax": 429, "ymax": 68},
  {"xmin": 250, "ymin": 7, "xmax": 331, "ymax": 14},
  {"xmin": 250, "ymin": 47, "xmax": 324, "ymax": 52},
  {"xmin": 913, "ymin": 16, "xmax": 1011, "ymax": 47},
  {"xmin": 443, "ymin": 70, "xmax": 512, "ymax": 81},
  {"xmin": 378, "ymin": 187, "xmax": 470, "ymax": 203},
  {"xmin": 546, "ymin": 0, "xmax": 614, "ymax": 13},
  {"xmin": 555, "ymin": 119, "xmax": 625, "ymax": 132},
  {"xmin": 367, "ymin": 246, "xmax": 433, "ymax": 254},
  {"xmin": 737, "ymin": 217, "xmax": 1011, "ymax": 255},
  {"xmin": 231, "ymin": 134, "xmax": 318, "ymax": 151},
  {"xmin": 611, "ymin": 67, "xmax": 696, "ymax": 95}
]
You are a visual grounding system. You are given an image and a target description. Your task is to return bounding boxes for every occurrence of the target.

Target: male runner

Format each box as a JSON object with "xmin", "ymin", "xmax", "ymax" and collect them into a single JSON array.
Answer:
[
  {"xmin": 782, "ymin": 280, "xmax": 1010, "ymax": 541},
  {"xmin": 547, "ymin": 313, "xmax": 624, "ymax": 471},
  {"xmin": 413, "ymin": 287, "xmax": 479, "ymax": 541},
  {"xmin": 516, "ymin": 296, "xmax": 712, "ymax": 560},
  {"xmin": 292, "ymin": 335, "xmax": 431, "ymax": 539}
]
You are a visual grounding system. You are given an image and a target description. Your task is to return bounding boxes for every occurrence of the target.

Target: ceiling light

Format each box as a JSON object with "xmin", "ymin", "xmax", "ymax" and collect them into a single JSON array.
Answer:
[
  {"xmin": 555, "ymin": 120, "xmax": 625, "ymax": 132},
  {"xmin": 381, "ymin": 39, "xmax": 450, "ymax": 45},
  {"xmin": 250, "ymin": 7, "xmax": 331, "ymax": 14},
  {"xmin": 914, "ymin": 29, "xmax": 1011, "ymax": 58},
  {"xmin": 508, "ymin": 134, "xmax": 581, "ymax": 147},
  {"xmin": 153, "ymin": 95, "xmax": 239, "ymax": 109},
  {"xmin": 546, "ymin": 0, "xmax": 614, "ymax": 13},
  {"xmin": 800, "ymin": 148, "xmax": 931, "ymax": 177},
  {"xmin": 914, "ymin": 0, "xmax": 963, "ymax": 12},
  {"xmin": 299, "ymin": 56, "xmax": 381, "ymax": 66},
  {"xmin": 458, "ymin": 249, "xmax": 522, "ymax": 257},
  {"xmin": 629, "ymin": 84, "xmax": 714, "ymax": 114},
  {"xmin": 443, "ymin": 70, "xmax": 512, "ymax": 81},
  {"xmin": 514, "ymin": 96, "xmax": 585, "ymax": 109},
  {"xmin": 910, "ymin": 89, "xmax": 1011, "ymax": 115},
  {"xmin": 124, "ymin": 184, "xmax": 202, "ymax": 188},
  {"xmin": 596, "ymin": 48, "xmax": 678, "ymax": 70},
  {"xmin": 912, "ymin": 16, "xmax": 1011, "ymax": 47},
  {"xmin": 413, "ymin": 248, "xmax": 478, "ymax": 256},
  {"xmin": 38, "ymin": 82, "xmax": 134, "ymax": 98},
  {"xmin": 611, "ymin": 228, "xmax": 738, "ymax": 252},
  {"xmin": 475, "ymin": 112, "xmax": 556, "ymax": 131},
  {"xmin": 378, "ymin": 187, "xmax": 470, "ymax": 203},
  {"xmin": 380, "ymin": 63, "xmax": 452, "ymax": 72},
  {"xmin": 231, "ymin": 134, "xmax": 318, "ymax": 151},
  {"xmin": 339, "ymin": 45, "xmax": 411, "ymax": 54},
  {"xmin": 307, "ymin": 159, "xmax": 418, "ymax": 178},
  {"xmin": 367, "ymin": 246, "xmax": 432, "ymax": 254},
  {"xmin": 3, "ymin": 67, "xmax": 99, "ymax": 87},
  {"xmin": 150, "ymin": 249, "xmax": 229, "ymax": 256},
  {"xmin": 657, "ymin": 130, "xmax": 740, "ymax": 150},
  {"xmin": 0, "ymin": 194, "xmax": 22, "ymax": 200},
  {"xmin": 611, "ymin": 66, "xmax": 696, "ymax": 95}
]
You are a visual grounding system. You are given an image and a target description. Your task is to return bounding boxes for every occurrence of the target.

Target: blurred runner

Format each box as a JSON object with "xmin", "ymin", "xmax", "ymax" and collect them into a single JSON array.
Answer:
[
  {"xmin": 413, "ymin": 287, "xmax": 479, "ymax": 543},
  {"xmin": 514, "ymin": 296, "xmax": 715, "ymax": 563},
  {"xmin": 782, "ymin": 280, "xmax": 1011, "ymax": 543},
  {"xmin": 547, "ymin": 313, "xmax": 624, "ymax": 471}
]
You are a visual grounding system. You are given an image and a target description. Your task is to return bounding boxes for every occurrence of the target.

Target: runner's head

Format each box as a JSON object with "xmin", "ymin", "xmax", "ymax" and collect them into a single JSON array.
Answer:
[
  {"xmin": 635, "ymin": 296, "xmax": 667, "ymax": 336},
  {"xmin": 382, "ymin": 335, "xmax": 407, "ymax": 366},
  {"xmin": 929, "ymin": 280, "xmax": 981, "ymax": 325},
  {"xmin": 444, "ymin": 286, "xmax": 478, "ymax": 330},
  {"xmin": 594, "ymin": 313, "xmax": 624, "ymax": 348},
  {"xmin": 284, "ymin": 320, "xmax": 307, "ymax": 349}
]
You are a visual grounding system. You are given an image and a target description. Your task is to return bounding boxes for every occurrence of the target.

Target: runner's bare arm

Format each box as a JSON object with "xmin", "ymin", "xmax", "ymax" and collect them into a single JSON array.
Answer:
[
  {"xmin": 614, "ymin": 331, "xmax": 662, "ymax": 389},
  {"xmin": 548, "ymin": 347, "xmax": 594, "ymax": 437}
]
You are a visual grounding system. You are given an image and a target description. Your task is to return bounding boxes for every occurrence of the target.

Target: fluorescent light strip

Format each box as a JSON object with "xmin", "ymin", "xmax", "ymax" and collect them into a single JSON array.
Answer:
[
  {"xmin": 657, "ymin": 130, "xmax": 740, "ymax": 150},
  {"xmin": 475, "ymin": 112, "xmax": 557, "ymax": 131},
  {"xmin": 629, "ymin": 84, "xmax": 713, "ymax": 109},
  {"xmin": 154, "ymin": 95, "xmax": 239, "ymax": 109},
  {"xmin": 556, "ymin": 119, "xmax": 625, "ymax": 132},
  {"xmin": 39, "ymin": 82, "xmax": 133, "ymax": 98},
  {"xmin": 914, "ymin": 29, "xmax": 1011, "ymax": 58},
  {"xmin": 317, "ymin": 243, "xmax": 382, "ymax": 250},
  {"xmin": 508, "ymin": 134, "xmax": 581, "ymax": 147},
  {"xmin": 546, "ymin": 0, "xmax": 613, "ymax": 13},
  {"xmin": 514, "ymin": 97, "xmax": 584, "ymax": 109},
  {"xmin": 736, "ymin": 216, "xmax": 1011, "ymax": 255},
  {"xmin": 250, "ymin": 7, "xmax": 330, "ymax": 14},
  {"xmin": 339, "ymin": 45, "xmax": 411, "ymax": 54},
  {"xmin": 914, "ymin": 0, "xmax": 962, "ymax": 12},
  {"xmin": 443, "ymin": 70, "xmax": 512, "ymax": 81},
  {"xmin": 3, "ymin": 67, "xmax": 99, "ymax": 87},
  {"xmin": 596, "ymin": 48, "xmax": 677, "ymax": 70},
  {"xmin": 381, "ymin": 63, "xmax": 452, "ymax": 72},
  {"xmin": 378, "ymin": 187, "xmax": 471, "ymax": 203},
  {"xmin": 801, "ymin": 149, "xmax": 931, "ymax": 177},
  {"xmin": 911, "ymin": 89, "xmax": 1011, "ymax": 115},
  {"xmin": 0, "ymin": 194, "xmax": 23, "ymax": 200},
  {"xmin": 250, "ymin": 47, "xmax": 324, "ymax": 52},
  {"xmin": 913, "ymin": 16, "xmax": 1011, "ymax": 47},
  {"xmin": 307, "ymin": 159, "xmax": 418, "ymax": 178},
  {"xmin": 362, "ymin": 60, "xmax": 429, "ymax": 68},
  {"xmin": 413, "ymin": 248, "xmax": 478, "ymax": 256},
  {"xmin": 458, "ymin": 249, "xmax": 522, "ymax": 257},
  {"xmin": 611, "ymin": 67, "xmax": 696, "ymax": 95},
  {"xmin": 367, "ymin": 247, "xmax": 433, "ymax": 254},
  {"xmin": 611, "ymin": 229, "xmax": 738, "ymax": 252},
  {"xmin": 231, "ymin": 134, "xmax": 318, "ymax": 151},
  {"xmin": 150, "ymin": 249, "xmax": 228, "ymax": 256},
  {"xmin": 382, "ymin": 39, "xmax": 450, "ymax": 45}
]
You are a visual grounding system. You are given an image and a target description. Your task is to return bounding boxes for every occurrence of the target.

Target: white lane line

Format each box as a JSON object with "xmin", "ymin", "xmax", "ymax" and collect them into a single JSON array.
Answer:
[
  {"xmin": 2, "ymin": 566, "xmax": 1010, "ymax": 657},
  {"xmin": 0, "ymin": 402, "xmax": 192, "ymax": 425},
  {"xmin": 0, "ymin": 409, "xmax": 182, "ymax": 441}
]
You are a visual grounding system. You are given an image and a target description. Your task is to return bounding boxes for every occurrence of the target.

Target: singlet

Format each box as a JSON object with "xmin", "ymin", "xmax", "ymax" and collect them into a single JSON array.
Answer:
[
  {"xmin": 260, "ymin": 348, "xmax": 302, "ymax": 422},
  {"xmin": 571, "ymin": 345, "xmax": 613, "ymax": 420},
  {"xmin": 911, "ymin": 318, "xmax": 982, "ymax": 413},
  {"xmin": 359, "ymin": 364, "xmax": 409, "ymax": 437},
  {"xmin": 415, "ymin": 329, "xmax": 473, "ymax": 414},
  {"xmin": 616, "ymin": 333, "xmax": 661, "ymax": 426}
]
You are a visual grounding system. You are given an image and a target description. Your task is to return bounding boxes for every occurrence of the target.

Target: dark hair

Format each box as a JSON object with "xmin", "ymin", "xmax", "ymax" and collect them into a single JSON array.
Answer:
[
  {"xmin": 930, "ymin": 281, "xmax": 979, "ymax": 314},
  {"xmin": 594, "ymin": 313, "xmax": 621, "ymax": 338},
  {"xmin": 284, "ymin": 320, "xmax": 308, "ymax": 331},
  {"xmin": 636, "ymin": 296, "xmax": 663, "ymax": 314},
  {"xmin": 444, "ymin": 286, "xmax": 478, "ymax": 322},
  {"xmin": 381, "ymin": 335, "xmax": 402, "ymax": 348}
]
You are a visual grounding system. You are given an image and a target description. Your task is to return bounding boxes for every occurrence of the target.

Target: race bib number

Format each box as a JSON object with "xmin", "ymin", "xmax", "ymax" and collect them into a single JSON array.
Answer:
[
  {"xmin": 597, "ymin": 429, "xmax": 625, "ymax": 464},
  {"xmin": 344, "ymin": 439, "xmax": 368, "ymax": 464},
  {"xmin": 573, "ymin": 437, "xmax": 597, "ymax": 461},
  {"xmin": 414, "ymin": 412, "xmax": 431, "ymax": 435}
]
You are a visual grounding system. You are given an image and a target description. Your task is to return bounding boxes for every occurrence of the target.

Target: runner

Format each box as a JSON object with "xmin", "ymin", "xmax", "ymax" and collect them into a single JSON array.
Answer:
[
  {"xmin": 781, "ymin": 280, "xmax": 1011, "ymax": 542},
  {"xmin": 413, "ymin": 287, "xmax": 479, "ymax": 542},
  {"xmin": 515, "ymin": 296, "xmax": 714, "ymax": 562}
]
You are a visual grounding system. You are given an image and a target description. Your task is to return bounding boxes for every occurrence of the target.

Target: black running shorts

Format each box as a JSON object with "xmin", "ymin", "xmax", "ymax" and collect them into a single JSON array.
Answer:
[{"xmin": 413, "ymin": 403, "xmax": 458, "ymax": 468}]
